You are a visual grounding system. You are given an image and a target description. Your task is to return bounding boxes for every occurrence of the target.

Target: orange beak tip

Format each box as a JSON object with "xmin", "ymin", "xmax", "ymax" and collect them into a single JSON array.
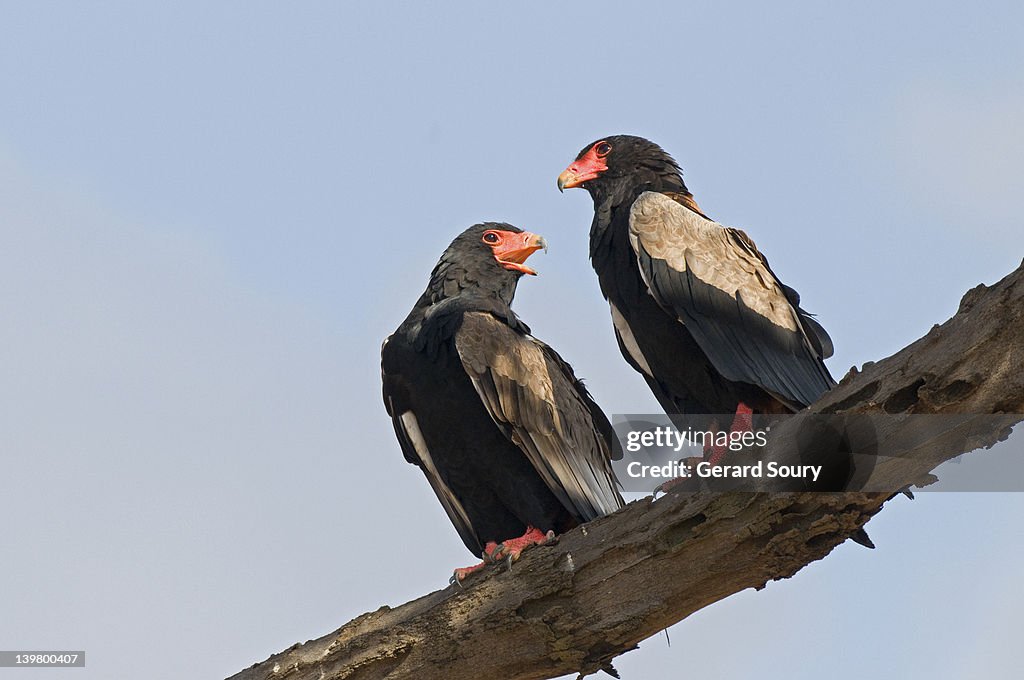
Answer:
[{"xmin": 557, "ymin": 169, "xmax": 579, "ymax": 192}]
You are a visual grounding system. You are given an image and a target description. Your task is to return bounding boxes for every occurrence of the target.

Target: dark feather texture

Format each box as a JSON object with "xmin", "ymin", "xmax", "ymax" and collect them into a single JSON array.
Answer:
[
  {"xmin": 381, "ymin": 223, "xmax": 622, "ymax": 556},
  {"xmin": 564, "ymin": 135, "xmax": 835, "ymax": 415}
]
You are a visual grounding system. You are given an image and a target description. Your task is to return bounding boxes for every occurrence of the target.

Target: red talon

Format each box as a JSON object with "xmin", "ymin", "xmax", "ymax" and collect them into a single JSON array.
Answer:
[
  {"xmin": 481, "ymin": 540, "xmax": 503, "ymax": 563},
  {"xmin": 452, "ymin": 541, "xmax": 501, "ymax": 583},
  {"xmin": 451, "ymin": 530, "xmax": 554, "ymax": 584},
  {"xmin": 452, "ymin": 562, "xmax": 486, "ymax": 582},
  {"xmin": 491, "ymin": 526, "xmax": 553, "ymax": 563}
]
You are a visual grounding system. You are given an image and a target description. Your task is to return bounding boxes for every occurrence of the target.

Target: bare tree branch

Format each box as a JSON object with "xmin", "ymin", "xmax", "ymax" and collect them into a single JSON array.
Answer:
[{"xmin": 227, "ymin": 262, "xmax": 1024, "ymax": 680}]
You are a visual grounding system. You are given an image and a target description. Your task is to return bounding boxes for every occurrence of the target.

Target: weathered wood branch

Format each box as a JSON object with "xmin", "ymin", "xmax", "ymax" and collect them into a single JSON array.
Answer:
[{"xmin": 228, "ymin": 262, "xmax": 1024, "ymax": 680}]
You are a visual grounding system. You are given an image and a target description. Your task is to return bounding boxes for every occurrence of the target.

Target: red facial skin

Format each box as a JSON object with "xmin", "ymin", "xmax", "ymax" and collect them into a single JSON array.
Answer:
[
  {"xmin": 484, "ymin": 229, "xmax": 547, "ymax": 275},
  {"xmin": 557, "ymin": 141, "xmax": 611, "ymax": 191}
]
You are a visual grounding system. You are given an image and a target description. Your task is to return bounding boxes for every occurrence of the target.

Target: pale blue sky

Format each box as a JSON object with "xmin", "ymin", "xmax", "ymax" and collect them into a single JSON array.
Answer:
[{"xmin": 2, "ymin": 3, "xmax": 1022, "ymax": 679}]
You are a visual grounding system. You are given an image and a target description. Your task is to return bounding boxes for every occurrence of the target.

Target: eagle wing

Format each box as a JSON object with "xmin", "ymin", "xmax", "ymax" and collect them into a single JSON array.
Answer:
[
  {"xmin": 628, "ymin": 191, "xmax": 835, "ymax": 407},
  {"xmin": 454, "ymin": 312, "xmax": 623, "ymax": 521},
  {"xmin": 382, "ymin": 336, "xmax": 482, "ymax": 553}
]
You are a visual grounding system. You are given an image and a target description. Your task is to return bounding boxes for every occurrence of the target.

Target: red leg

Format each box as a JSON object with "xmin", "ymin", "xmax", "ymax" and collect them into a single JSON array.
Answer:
[
  {"xmin": 451, "ymin": 529, "xmax": 555, "ymax": 584},
  {"xmin": 731, "ymin": 401, "xmax": 753, "ymax": 434},
  {"xmin": 706, "ymin": 441, "xmax": 728, "ymax": 466},
  {"xmin": 452, "ymin": 562, "xmax": 486, "ymax": 582},
  {"xmin": 490, "ymin": 526, "xmax": 554, "ymax": 563},
  {"xmin": 707, "ymin": 402, "xmax": 753, "ymax": 466},
  {"xmin": 451, "ymin": 541, "xmax": 500, "ymax": 584}
]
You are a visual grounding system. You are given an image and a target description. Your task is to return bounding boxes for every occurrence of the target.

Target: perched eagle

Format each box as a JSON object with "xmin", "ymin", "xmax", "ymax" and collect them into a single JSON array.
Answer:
[
  {"xmin": 381, "ymin": 223, "xmax": 623, "ymax": 580},
  {"xmin": 558, "ymin": 135, "xmax": 836, "ymax": 426}
]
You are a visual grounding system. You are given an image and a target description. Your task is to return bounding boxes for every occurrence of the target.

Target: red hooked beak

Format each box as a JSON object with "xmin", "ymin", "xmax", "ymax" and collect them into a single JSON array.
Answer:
[
  {"xmin": 557, "ymin": 146, "xmax": 608, "ymax": 192},
  {"xmin": 490, "ymin": 230, "xmax": 548, "ymax": 276}
]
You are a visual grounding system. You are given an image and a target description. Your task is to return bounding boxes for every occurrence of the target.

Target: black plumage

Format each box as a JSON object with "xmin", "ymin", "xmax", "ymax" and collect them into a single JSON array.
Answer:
[
  {"xmin": 558, "ymin": 135, "xmax": 835, "ymax": 416},
  {"xmin": 381, "ymin": 223, "xmax": 623, "ymax": 560}
]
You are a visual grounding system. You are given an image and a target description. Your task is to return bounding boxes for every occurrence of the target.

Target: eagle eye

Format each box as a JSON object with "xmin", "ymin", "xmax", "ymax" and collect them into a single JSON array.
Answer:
[
  {"xmin": 595, "ymin": 141, "xmax": 612, "ymax": 157},
  {"xmin": 482, "ymin": 231, "xmax": 500, "ymax": 245}
]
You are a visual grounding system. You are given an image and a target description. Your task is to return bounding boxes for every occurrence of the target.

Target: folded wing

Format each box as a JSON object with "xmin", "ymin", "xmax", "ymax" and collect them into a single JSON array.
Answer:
[
  {"xmin": 382, "ymin": 358, "xmax": 483, "ymax": 552},
  {"xmin": 628, "ymin": 191, "xmax": 835, "ymax": 408},
  {"xmin": 455, "ymin": 312, "xmax": 623, "ymax": 521}
]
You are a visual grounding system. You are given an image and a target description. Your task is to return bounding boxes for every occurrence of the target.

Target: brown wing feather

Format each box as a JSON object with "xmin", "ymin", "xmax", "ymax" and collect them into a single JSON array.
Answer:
[
  {"xmin": 631, "ymin": 192, "xmax": 803, "ymax": 332},
  {"xmin": 628, "ymin": 191, "xmax": 835, "ymax": 406},
  {"xmin": 455, "ymin": 313, "xmax": 623, "ymax": 521},
  {"xmin": 662, "ymin": 190, "xmax": 709, "ymax": 219},
  {"xmin": 660, "ymin": 193, "xmax": 834, "ymax": 360}
]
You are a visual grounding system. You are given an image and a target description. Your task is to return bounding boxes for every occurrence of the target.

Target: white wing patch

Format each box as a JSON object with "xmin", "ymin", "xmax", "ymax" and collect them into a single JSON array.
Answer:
[
  {"xmin": 398, "ymin": 410, "xmax": 475, "ymax": 535},
  {"xmin": 629, "ymin": 191, "xmax": 802, "ymax": 333},
  {"xmin": 399, "ymin": 411, "xmax": 429, "ymax": 461},
  {"xmin": 609, "ymin": 302, "xmax": 654, "ymax": 378}
]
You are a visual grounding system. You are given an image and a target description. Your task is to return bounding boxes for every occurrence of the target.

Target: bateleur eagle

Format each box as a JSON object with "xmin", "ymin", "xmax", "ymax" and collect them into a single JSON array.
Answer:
[
  {"xmin": 557, "ymin": 135, "xmax": 836, "ymax": 421},
  {"xmin": 381, "ymin": 223, "xmax": 623, "ymax": 580}
]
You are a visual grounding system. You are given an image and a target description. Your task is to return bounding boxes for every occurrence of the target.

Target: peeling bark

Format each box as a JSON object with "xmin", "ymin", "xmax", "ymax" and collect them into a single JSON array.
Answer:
[{"xmin": 227, "ymin": 262, "xmax": 1024, "ymax": 680}]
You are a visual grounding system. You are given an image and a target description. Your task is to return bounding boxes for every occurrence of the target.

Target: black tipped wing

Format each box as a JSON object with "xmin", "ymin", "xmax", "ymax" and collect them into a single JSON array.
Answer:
[
  {"xmin": 382, "ymin": 338, "xmax": 481, "ymax": 552},
  {"xmin": 628, "ymin": 191, "xmax": 835, "ymax": 407},
  {"xmin": 455, "ymin": 313, "xmax": 623, "ymax": 521}
]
